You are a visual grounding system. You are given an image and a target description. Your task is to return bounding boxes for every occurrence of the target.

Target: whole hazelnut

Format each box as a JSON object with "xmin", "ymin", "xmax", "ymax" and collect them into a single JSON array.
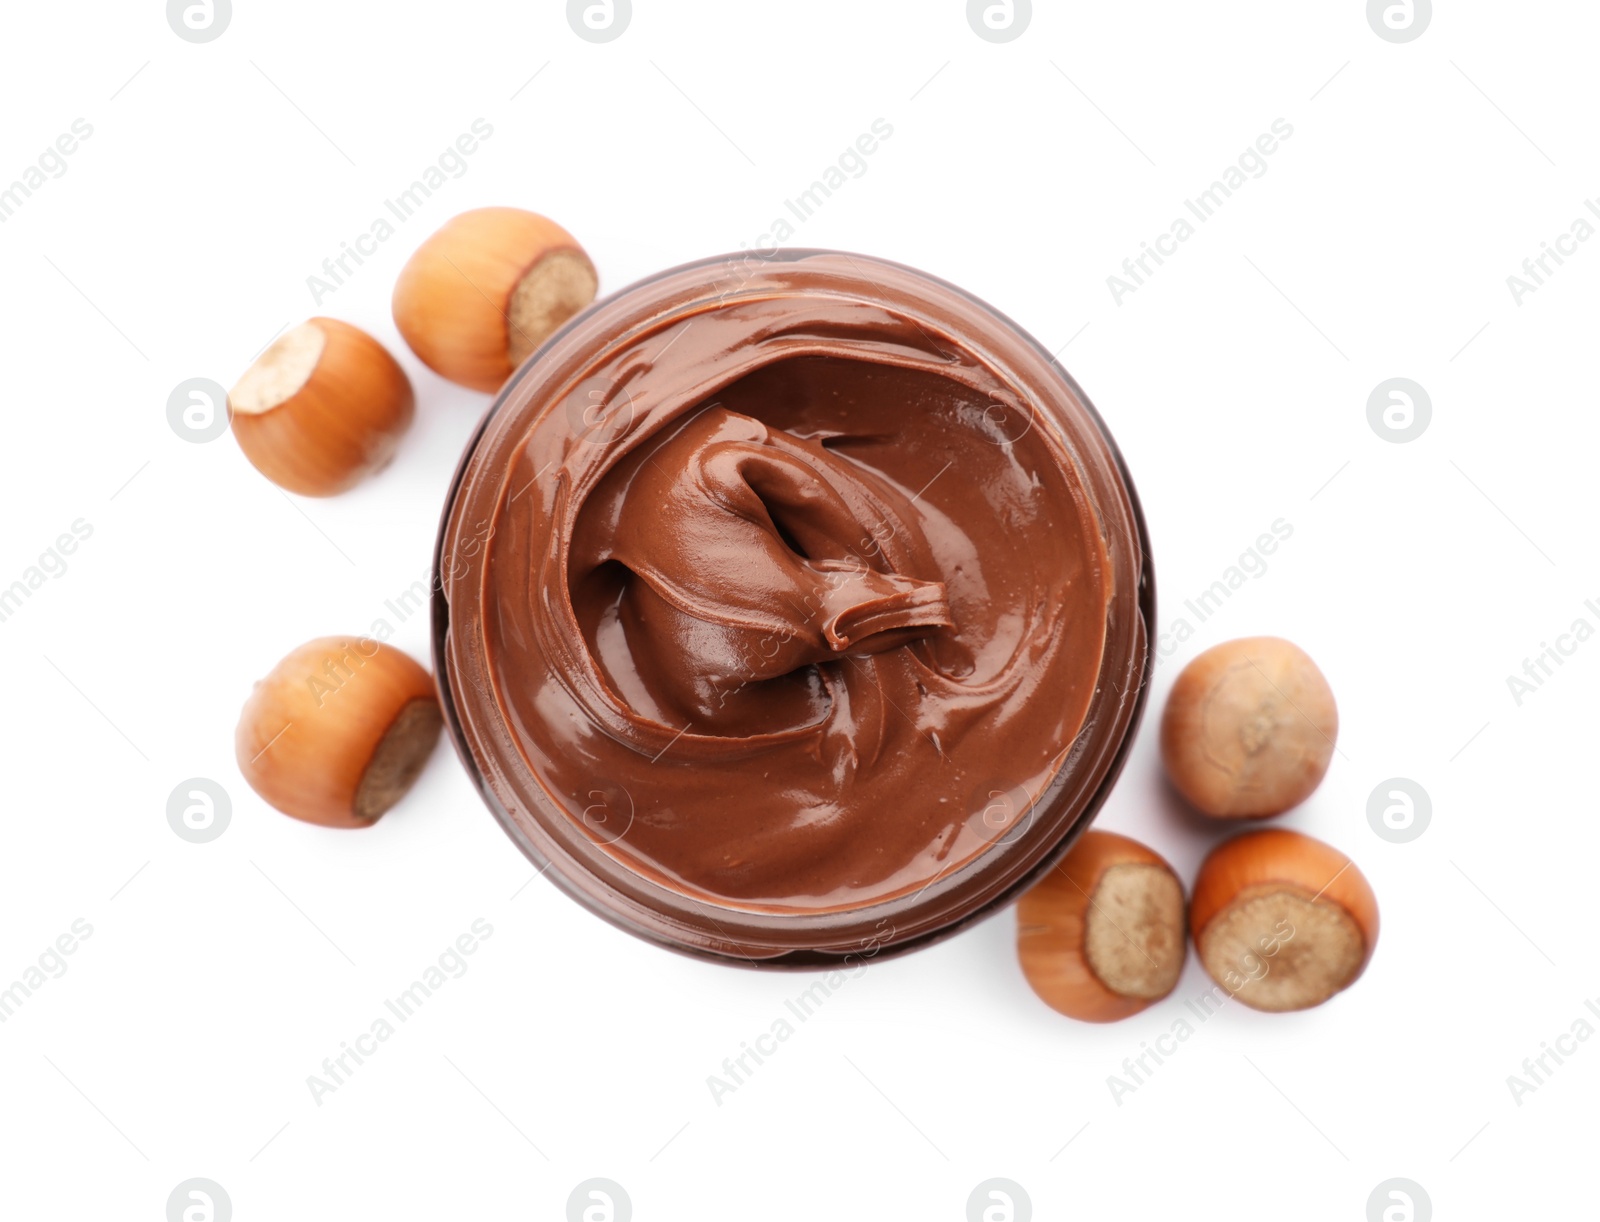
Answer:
[{"xmin": 1161, "ymin": 636, "xmax": 1337, "ymax": 818}]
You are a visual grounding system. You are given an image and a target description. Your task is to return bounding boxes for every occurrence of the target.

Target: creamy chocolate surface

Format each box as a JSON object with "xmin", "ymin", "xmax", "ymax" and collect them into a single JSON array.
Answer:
[{"xmin": 440, "ymin": 253, "xmax": 1147, "ymax": 949}]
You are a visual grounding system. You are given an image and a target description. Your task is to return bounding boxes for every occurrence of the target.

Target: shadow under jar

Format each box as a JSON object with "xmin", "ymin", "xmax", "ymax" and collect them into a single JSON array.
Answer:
[{"xmin": 433, "ymin": 250, "xmax": 1154, "ymax": 966}]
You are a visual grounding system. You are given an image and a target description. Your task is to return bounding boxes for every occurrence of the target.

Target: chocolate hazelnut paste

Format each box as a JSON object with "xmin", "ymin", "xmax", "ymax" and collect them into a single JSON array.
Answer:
[{"xmin": 437, "ymin": 252, "xmax": 1150, "ymax": 960}]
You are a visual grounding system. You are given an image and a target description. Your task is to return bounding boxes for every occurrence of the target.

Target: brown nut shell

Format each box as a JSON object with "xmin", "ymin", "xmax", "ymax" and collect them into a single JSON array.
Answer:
[
  {"xmin": 236, "ymin": 637, "xmax": 442, "ymax": 828},
  {"xmin": 1190, "ymin": 829, "xmax": 1379, "ymax": 1013},
  {"xmin": 1161, "ymin": 636, "xmax": 1338, "ymax": 818},
  {"xmin": 1017, "ymin": 830, "xmax": 1188, "ymax": 1022},
  {"xmin": 228, "ymin": 318, "xmax": 414, "ymax": 497},
  {"xmin": 391, "ymin": 206, "xmax": 597, "ymax": 392}
]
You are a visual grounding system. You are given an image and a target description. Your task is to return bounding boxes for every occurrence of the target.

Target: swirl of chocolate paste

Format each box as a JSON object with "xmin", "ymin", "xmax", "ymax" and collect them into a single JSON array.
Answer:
[{"xmin": 437, "ymin": 252, "xmax": 1151, "ymax": 962}]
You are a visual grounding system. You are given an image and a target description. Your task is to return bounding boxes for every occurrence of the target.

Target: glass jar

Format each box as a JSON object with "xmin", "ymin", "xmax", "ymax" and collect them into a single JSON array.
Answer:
[{"xmin": 433, "ymin": 250, "xmax": 1154, "ymax": 966}]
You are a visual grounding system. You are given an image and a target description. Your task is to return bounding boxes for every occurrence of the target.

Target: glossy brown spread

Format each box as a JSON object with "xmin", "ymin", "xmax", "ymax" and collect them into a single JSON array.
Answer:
[{"xmin": 439, "ymin": 253, "xmax": 1148, "ymax": 955}]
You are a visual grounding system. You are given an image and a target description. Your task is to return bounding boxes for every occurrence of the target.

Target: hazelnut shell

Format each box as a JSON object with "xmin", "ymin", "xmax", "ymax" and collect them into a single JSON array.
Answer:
[
  {"xmin": 1017, "ymin": 830, "xmax": 1188, "ymax": 1022},
  {"xmin": 391, "ymin": 206, "xmax": 597, "ymax": 392},
  {"xmin": 1190, "ymin": 828, "xmax": 1379, "ymax": 1012},
  {"xmin": 236, "ymin": 637, "xmax": 441, "ymax": 828},
  {"xmin": 1161, "ymin": 636, "xmax": 1338, "ymax": 818},
  {"xmin": 228, "ymin": 318, "xmax": 414, "ymax": 497}
]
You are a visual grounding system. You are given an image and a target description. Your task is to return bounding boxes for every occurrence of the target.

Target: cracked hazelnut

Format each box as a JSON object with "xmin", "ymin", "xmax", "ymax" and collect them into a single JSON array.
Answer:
[
  {"xmin": 236, "ymin": 637, "xmax": 442, "ymax": 828},
  {"xmin": 1190, "ymin": 829, "xmax": 1378, "ymax": 1012},
  {"xmin": 1017, "ymin": 830, "xmax": 1187, "ymax": 1022},
  {"xmin": 228, "ymin": 318, "xmax": 414, "ymax": 496},
  {"xmin": 391, "ymin": 206, "xmax": 597, "ymax": 391}
]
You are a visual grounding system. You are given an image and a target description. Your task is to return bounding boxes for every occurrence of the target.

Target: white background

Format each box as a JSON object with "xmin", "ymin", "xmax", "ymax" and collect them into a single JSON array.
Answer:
[{"xmin": 1, "ymin": 2, "xmax": 1594, "ymax": 1218}]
